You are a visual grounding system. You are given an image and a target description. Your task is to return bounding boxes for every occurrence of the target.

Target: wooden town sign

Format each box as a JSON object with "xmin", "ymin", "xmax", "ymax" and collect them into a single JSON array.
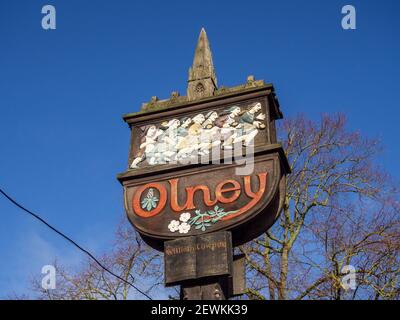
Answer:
[{"xmin": 117, "ymin": 28, "xmax": 290, "ymax": 252}]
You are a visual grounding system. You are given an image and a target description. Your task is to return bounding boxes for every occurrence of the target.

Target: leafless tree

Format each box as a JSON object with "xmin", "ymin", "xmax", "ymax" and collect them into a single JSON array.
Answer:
[
  {"xmin": 30, "ymin": 220, "xmax": 167, "ymax": 300},
  {"xmin": 241, "ymin": 114, "xmax": 399, "ymax": 300}
]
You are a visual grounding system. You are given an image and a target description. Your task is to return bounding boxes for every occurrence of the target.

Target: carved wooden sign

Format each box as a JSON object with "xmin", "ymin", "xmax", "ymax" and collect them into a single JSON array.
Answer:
[
  {"xmin": 117, "ymin": 88, "xmax": 290, "ymax": 250},
  {"xmin": 117, "ymin": 29, "xmax": 290, "ymax": 299}
]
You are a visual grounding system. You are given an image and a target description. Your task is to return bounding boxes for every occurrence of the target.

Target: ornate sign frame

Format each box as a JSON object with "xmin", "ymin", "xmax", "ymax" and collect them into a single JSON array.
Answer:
[{"xmin": 118, "ymin": 86, "xmax": 289, "ymax": 250}]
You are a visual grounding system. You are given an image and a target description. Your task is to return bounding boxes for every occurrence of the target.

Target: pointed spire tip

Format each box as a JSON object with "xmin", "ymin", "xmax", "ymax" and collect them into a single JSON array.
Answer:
[{"xmin": 187, "ymin": 28, "xmax": 217, "ymax": 100}]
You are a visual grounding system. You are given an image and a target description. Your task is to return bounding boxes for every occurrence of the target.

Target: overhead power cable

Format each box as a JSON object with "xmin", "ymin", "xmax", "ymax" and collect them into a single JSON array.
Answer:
[{"xmin": 0, "ymin": 187, "xmax": 153, "ymax": 300}]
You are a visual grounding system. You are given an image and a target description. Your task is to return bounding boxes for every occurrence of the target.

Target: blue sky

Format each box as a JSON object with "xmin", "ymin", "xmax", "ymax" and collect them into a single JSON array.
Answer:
[{"xmin": 0, "ymin": 0, "xmax": 399, "ymax": 298}]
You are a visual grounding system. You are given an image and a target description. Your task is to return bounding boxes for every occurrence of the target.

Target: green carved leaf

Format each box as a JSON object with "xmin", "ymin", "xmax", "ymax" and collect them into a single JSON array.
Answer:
[
  {"xmin": 141, "ymin": 199, "xmax": 149, "ymax": 210},
  {"xmin": 187, "ymin": 206, "xmax": 237, "ymax": 231},
  {"xmin": 141, "ymin": 193, "xmax": 160, "ymax": 211}
]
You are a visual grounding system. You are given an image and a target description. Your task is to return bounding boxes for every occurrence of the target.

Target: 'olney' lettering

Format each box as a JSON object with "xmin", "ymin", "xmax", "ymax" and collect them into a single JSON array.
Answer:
[{"xmin": 132, "ymin": 172, "xmax": 268, "ymax": 220}]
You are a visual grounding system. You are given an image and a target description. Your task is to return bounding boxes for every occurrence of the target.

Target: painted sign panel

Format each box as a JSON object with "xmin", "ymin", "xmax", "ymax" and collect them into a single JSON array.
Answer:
[
  {"xmin": 129, "ymin": 101, "xmax": 266, "ymax": 169},
  {"xmin": 126, "ymin": 96, "xmax": 277, "ymax": 174},
  {"xmin": 124, "ymin": 152, "xmax": 282, "ymax": 243}
]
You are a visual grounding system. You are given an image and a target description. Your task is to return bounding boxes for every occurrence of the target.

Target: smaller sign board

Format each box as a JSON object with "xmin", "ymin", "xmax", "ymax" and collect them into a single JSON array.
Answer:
[{"xmin": 164, "ymin": 231, "xmax": 233, "ymax": 285}]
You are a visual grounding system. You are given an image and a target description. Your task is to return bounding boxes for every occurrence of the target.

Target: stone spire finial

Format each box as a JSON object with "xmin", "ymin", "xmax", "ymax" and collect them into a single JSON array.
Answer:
[{"xmin": 187, "ymin": 28, "xmax": 218, "ymax": 101}]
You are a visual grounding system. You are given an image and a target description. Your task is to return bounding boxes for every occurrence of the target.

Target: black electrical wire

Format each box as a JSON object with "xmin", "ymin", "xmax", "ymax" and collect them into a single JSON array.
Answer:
[{"xmin": 0, "ymin": 187, "xmax": 153, "ymax": 300}]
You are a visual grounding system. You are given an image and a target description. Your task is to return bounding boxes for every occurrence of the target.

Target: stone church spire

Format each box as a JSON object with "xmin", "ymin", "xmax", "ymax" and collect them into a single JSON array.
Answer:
[{"xmin": 187, "ymin": 28, "xmax": 218, "ymax": 101}]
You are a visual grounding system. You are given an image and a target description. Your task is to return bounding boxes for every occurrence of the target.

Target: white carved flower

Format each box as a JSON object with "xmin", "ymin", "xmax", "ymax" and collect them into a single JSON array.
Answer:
[
  {"xmin": 178, "ymin": 222, "xmax": 191, "ymax": 234},
  {"xmin": 179, "ymin": 212, "xmax": 191, "ymax": 222},
  {"xmin": 168, "ymin": 220, "xmax": 180, "ymax": 232}
]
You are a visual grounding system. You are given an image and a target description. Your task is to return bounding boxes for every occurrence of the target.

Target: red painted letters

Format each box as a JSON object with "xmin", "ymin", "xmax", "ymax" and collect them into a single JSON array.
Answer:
[{"xmin": 132, "ymin": 172, "xmax": 268, "ymax": 220}]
